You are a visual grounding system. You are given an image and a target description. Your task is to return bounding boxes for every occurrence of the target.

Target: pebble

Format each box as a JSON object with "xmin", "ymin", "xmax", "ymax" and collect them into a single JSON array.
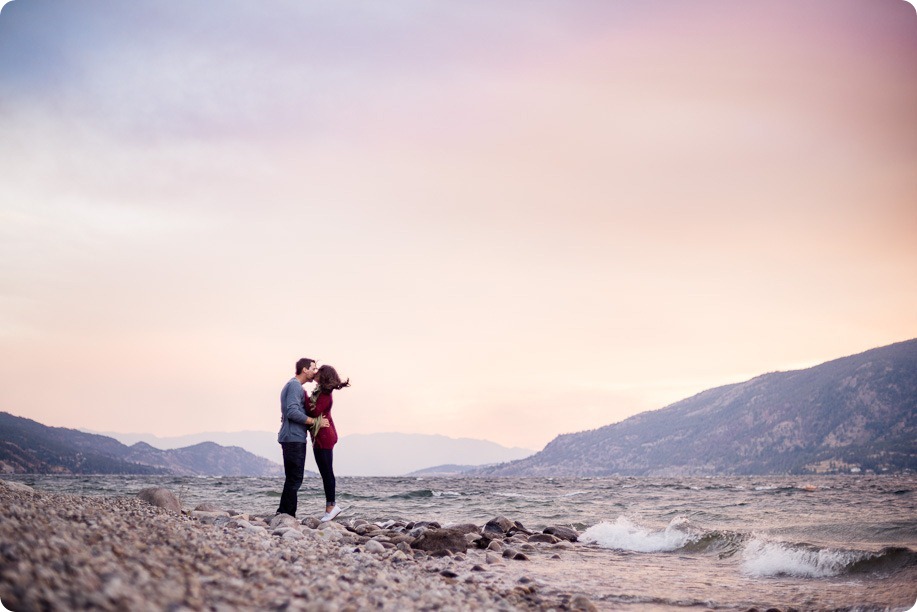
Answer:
[
  {"xmin": 364, "ymin": 540, "xmax": 386, "ymax": 554},
  {"xmin": 485, "ymin": 553, "xmax": 503, "ymax": 565}
]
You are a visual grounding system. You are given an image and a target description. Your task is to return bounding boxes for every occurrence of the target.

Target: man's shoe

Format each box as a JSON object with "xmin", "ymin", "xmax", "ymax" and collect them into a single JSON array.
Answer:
[{"xmin": 320, "ymin": 506, "xmax": 342, "ymax": 522}]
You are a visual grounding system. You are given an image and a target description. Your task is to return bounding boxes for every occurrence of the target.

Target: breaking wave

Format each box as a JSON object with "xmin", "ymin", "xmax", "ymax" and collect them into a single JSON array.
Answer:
[
  {"xmin": 741, "ymin": 539, "xmax": 917, "ymax": 578},
  {"xmin": 581, "ymin": 516, "xmax": 917, "ymax": 579},
  {"xmin": 580, "ymin": 516, "xmax": 701, "ymax": 552}
]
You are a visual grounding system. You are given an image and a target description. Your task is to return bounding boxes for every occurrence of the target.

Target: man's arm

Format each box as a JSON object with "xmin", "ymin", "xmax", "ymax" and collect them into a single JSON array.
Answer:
[{"xmin": 282, "ymin": 382, "xmax": 313, "ymax": 425}]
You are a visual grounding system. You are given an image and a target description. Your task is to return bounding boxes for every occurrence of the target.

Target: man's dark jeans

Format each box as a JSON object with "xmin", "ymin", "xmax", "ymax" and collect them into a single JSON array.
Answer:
[{"xmin": 277, "ymin": 442, "xmax": 307, "ymax": 516}]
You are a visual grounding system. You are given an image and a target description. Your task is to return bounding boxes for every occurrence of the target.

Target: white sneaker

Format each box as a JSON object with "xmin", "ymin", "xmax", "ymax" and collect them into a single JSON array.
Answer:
[{"xmin": 320, "ymin": 505, "xmax": 342, "ymax": 522}]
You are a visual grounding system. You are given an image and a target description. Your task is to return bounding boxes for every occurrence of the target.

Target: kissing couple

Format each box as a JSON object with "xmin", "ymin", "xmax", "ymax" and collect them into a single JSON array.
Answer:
[{"xmin": 276, "ymin": 357, "xmax": 350, "ymax": 522}]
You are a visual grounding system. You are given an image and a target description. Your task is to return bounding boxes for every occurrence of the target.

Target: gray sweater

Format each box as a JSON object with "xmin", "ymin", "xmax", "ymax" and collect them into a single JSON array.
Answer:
[{"xmin": 277, "ymin": 378, "xmax": 309, "ymax": 443}]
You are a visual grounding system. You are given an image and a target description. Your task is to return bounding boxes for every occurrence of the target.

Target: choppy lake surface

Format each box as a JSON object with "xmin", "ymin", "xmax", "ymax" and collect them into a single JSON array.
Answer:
[{"xmin": 8, "ymin": 474, "xmax": 916, "ymax": 610}]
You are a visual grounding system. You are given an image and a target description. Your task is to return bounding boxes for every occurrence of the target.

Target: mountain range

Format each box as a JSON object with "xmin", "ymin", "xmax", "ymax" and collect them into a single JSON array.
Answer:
[
  {"xmin": 0, "ymin": 412, "xmax": 282, "ymax": 476},
  {"xmin": 88, "ymin": 430, "xmax": 536, "ymax": 476},
  {"xmin": 477, "ymin": 339, "xmax": 917, "ymax": 476},
  {"xmin": 5, "ymin": 339, "xmax": 914, "ymax": 477}
]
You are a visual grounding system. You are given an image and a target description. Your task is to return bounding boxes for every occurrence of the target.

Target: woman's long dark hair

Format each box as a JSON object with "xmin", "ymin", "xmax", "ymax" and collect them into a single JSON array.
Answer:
[{"xmin": 316, "ymin": 365, "xmax": 350, "ymax": 393}]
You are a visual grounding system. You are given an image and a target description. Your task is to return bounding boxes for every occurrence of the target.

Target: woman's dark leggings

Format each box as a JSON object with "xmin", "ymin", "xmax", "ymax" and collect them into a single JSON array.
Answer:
[{"xmin": 313, "ymin": 447, "xmax": 335, "ymax": 506}]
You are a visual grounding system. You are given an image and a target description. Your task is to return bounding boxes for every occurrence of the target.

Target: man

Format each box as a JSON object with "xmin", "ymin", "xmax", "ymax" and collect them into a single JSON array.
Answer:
[{"xmin": 276, "ymin": 357, "xmax": 321, "ymax": 517}]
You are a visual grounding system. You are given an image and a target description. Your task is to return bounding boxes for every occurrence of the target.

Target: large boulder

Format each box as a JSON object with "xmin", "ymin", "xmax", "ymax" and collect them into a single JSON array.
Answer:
[
  {"xmin": 483, "ymin": 516, "xmax": 514, "ymax": 537},
  {"xmin": 137, "ymin": 488, "xmax": 182, "ymax": 513},
  {"xmin": 270, "ymin": 513, "xmax": 300, "ymax": 529},
  {"xmin": 0, "ymin": 480, "xmax": 36, "ymax": 494},
  {"xmin": 528, "ymin": 533, "xmax": 561, "ymax": 544},
  {"xmin": 411, "ymin": 528, "xmax": 469, "ymax": 554},
  {"xmin": 544, "ymin": 526, "xmax": 579, "ymax": 542}
]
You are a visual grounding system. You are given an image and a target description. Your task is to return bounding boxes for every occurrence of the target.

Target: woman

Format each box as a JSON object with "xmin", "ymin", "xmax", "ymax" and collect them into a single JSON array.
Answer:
[{"xmin": 307, "ymin": 364, "xmax": 350, "ymax": 522}]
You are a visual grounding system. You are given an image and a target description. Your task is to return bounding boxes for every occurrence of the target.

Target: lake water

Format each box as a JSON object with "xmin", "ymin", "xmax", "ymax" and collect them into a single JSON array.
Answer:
[{"xmin": 7, "ymin": 473, "xmax": 917, "ymax": 610}]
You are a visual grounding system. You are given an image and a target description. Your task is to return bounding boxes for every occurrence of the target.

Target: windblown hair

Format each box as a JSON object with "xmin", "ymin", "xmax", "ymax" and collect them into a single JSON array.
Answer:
[
  {"xmin": 316, "ymin": 365, "xmax": 350, "ymax": 392},
  {"xmin": 295, "ymin": 358, "xmax": 315, "ymax": 375}
]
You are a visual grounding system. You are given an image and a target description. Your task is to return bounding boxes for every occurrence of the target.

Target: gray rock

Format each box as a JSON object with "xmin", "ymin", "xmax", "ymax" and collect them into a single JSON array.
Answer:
[
  {"xmin": 570, "ymin": 594, "xmax": 598, "ymax": 611},
  {"xmin": 501, "ymin": 548, "xmax": 518, "ymax": 558},
  {"xmin": 191, "ymin": 510, "xmax": 231, "ymax": 525},
  {"xmin": 510, "ymin": 520, "xmax": 533, "ymax": 536},
  {"xmin": 194, "ymin": 502, "xmax": 224, "ymax": 513},
  {"xmin": 301, "ymin": 516, "xmax": 321, "ymax": 529},
  {"xmin": 0, "ymin": 480, "xmax": 35, "ymax": 494},
  {"xmin": 282, "ymin": 530, "xmax": 305, "ymax": 540},
  {"xmin": 410, "ymin": 521, "xmax": 441, "ymax": 530},
  {"xmin": 486, "ymin": 540, "xmax": 504, "ymax": 553},
  {"xmin": 318, "ymin": 521, "xmax": 348, "ymax": 532},
  {"xmin": 484, "ymin": 553, "xmax": 503, "ymax": 565},
  {"xmin": 136, "ymin": 488, "xmax": 181, "ymax": 513},
  {"xmin": 270, "ymin": 514, "xmax": 299, "ymax": 529},
  {"xmin": 272, "ymin": 527, "xmax": 296, "ymax": 537},
  {"xmin": 528, "ymin": 533, "xmax": 561, "ymax": 544},
  {"xmin": 411, "ymin": 528, "xmax": 469, "ymax": 555},
  {"xmin": 446, "ymin": 523, "xmax": 481, "ymax": 535},
  {"xmin": 544, "ymin": 526, "xmax": 580, "ymax": 542},
  {"xmin": 483, "ymin": 516, "xmax": 514, "ymax": 535},
  {"xmin": 364, "ymin": 540, "xmax": 385, "ymax": 554}
]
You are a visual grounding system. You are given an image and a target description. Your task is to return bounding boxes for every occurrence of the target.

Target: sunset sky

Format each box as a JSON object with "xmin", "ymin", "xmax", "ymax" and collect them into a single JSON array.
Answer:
[{"xmin": 1, "ymin": 0, "xmax": 915, "ymax": 451}]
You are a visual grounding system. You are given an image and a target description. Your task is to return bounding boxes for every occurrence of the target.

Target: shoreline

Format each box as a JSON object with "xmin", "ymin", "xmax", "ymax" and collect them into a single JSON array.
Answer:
[{"xmin": 0, "ymin": 480, "xmax": 592, "ymax": 611}]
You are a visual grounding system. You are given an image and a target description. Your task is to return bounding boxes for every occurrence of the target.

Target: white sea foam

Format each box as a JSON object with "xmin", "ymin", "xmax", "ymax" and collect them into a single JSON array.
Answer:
[
  {"xmin": 580, "ymin": 516, "xmax": 698, "ymax": 552},
  {"xmin": 741, "ymin": 538, "xmax": 863, "ymax": 578}
]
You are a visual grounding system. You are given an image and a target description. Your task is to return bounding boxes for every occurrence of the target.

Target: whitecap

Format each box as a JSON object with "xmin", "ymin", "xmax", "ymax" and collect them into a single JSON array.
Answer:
[
  {"xmin": 741, "ymin": 538, "xmax": 864, "ymax": 578},
  {"xmin": 580, "ymin": 516, "xmax": 698, "ymax": 552}
]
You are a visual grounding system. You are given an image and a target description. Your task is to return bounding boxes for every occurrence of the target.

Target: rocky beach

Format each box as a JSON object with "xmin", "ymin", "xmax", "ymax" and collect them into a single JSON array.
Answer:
[{"xmin": 0, "ymin": 479, "xmax": 595, "ymax": 611}]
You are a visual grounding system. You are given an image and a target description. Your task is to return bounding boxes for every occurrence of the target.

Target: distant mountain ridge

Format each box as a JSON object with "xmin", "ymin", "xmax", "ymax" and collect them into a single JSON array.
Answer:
[
  {"xmin": 90, "ymin": 430, "xmax": 536, "ymax": 476},
  {"xmin": 333, "ymin": 433, "xmax": 534, "ymax": 476},
  {"xmin": 478, "ymin": 339, "xmax": 917, "ymax": 476},
  {"xmin": 406, "ymin": 464, "xmax": 492, "ymax": 476},
  {"xmin": 0, "ymin": 413, "xmax": 282, "ymax": 476}
]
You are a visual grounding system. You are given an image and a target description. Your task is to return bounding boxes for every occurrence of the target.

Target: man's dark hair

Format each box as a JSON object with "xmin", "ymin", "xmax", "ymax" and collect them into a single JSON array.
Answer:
[{"xmin": 295, "ymin": 358, "xmax": 315, "ymax": 375}]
